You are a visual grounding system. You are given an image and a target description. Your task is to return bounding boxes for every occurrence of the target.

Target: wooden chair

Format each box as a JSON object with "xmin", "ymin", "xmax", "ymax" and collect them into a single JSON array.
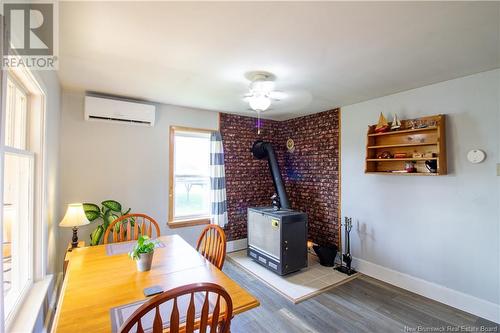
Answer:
[
  {"xmin": 196, "ymin": 225, "xmax": 226, "ymax": 270},
  {"xmin": 103, "ymin": 213, "xmax": 160, "ymax": 244},
  {"xmin": 118, "ymin": 282, "xmax": 233, "ymax": 333}
]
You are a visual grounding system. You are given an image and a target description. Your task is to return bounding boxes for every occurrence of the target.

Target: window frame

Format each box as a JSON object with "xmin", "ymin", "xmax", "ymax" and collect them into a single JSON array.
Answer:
[
  {"xmin": 168, "ymin": 126, "xmax": 213, "ymax": 229},
  {"xmin": 2, "ymin": 73, "xmax": 36, "ymax": 324},
  {"xmin": 0, "ymin": 64, "xmax": 47, "ymax": 331},
  {"xmin": 2, "ymin": 148, "xmax": 35, "ymax": 324},
  {"xmin": 5, "ymin": 75, "xmax": 28, "ymax": 150}
]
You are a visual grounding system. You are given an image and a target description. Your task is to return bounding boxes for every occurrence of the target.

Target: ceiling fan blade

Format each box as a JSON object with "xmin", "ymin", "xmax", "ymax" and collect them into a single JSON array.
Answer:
[
  {"xmin": 247, "ymin": 108, "xmax": 274, "ymax": 111},
  {"xmin": 269, "ymin": 91, "xmax": 287, "ymax": 100}
]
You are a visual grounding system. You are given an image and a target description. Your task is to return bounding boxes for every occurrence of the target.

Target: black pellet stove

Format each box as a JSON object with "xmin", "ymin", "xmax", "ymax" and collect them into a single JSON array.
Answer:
[{"xmin": 247, "ymin": 141, "xmax": 308, "ymax": 275}]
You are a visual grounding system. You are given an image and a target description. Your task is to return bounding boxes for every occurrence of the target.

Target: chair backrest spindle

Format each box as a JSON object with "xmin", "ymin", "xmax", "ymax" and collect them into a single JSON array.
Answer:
[
  {"xmin": 118, "ymin": 283, "xmax": 233, "ymax": 333},
  {"xmin": 196, "ymin": 225, "xmax": 227, "ymax": 270},
  {"xmin": 136, "ymin": 319, "xmax": 144, "ymax": 333},
  {"xmin": 185, "ymin": 293, "xmax": 195, "ymax": 332},
  {"xmin": 210, "ymin": 294, "xmax": 221, "ymax": 333},
  {"xmin": 103, "ymin": 213, "xmax": 160, "ymax": 244},
  {"xmin": 153, "ymin": 306, "xmax": 163, "ymax": 332}
]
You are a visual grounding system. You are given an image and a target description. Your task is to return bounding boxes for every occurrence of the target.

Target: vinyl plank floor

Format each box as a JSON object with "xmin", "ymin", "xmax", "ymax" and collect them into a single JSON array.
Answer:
[{"xmin": 223, "ymin": 260, "xmax": 499, "ymax": 333}]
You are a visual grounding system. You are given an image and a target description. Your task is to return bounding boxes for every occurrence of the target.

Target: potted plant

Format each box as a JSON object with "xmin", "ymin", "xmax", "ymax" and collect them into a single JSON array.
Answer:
[
  {"xmin": 129, "ymin": 235, "xmax": 157, "ymax": 272},
  {"xmin": 82, "ymin": 200, "xmax": 132, "ymax": 246}
]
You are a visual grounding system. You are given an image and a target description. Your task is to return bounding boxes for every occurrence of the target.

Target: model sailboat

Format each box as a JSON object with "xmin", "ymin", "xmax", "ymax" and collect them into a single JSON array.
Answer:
[
  {"xmin": 375, "ymin": 113, "xmax": 389, "ymax": 133},
  {"xmin": 391, "ymin": 113, "xmax": 401, "ymax": 130}
]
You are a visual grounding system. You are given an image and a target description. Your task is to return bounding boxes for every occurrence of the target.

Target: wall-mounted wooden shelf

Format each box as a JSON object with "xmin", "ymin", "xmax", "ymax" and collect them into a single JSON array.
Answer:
[
  {"xmin": 366, "ymin": 157, "xmax": 438, "ymax": 162},
  {"xmin": 365, "ymin": 171, "xmax": 440, "ymax": 176},
  {"xmin": 367, "ymin": 142, "xmax": 437, "ymax": 149},
  {"xmin": 367, "ymin": 126, "xmax": 437, "ymax": 137},
  {"xmin": 365, "ymin": 114, "xmax": 447, "ymax": 175}
]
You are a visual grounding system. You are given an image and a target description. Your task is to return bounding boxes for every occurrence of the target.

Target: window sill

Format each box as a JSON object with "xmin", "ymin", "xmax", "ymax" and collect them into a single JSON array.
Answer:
[
  {"xmin": 168, "ymin": 217, "xmax": 210, "ymax": 229},
  {"xmin": 7, "ymin": 274, "xmax": 54, "ymax": 333}
]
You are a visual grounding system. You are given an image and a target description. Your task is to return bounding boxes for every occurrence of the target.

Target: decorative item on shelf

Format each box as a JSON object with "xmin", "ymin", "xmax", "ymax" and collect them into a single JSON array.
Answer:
[
  {"xmin": 377, "ymin": 151, "xmax": 393, "ymax": 159},
  {"xmin": 423, "ymin": 152, "xmax": 436, "ymax": 158},
  {"xmin": 129, "ymin": 235, "xmax": 158, "ymax": 272},
  {"xmin": 425, "ymin": 160, "xmax": 438, "ymax": 173},
  {"xmin": 83, "ymin": 200, "xmax": 132, "ymax": 246},
  {"xmin": 393, "ymin": 152, "xmax": 407, "ymax": 159},
  {"xmin": 59, "ymin": 203, "xmax": 90, "ymax": 250},
  {"xmin": 414, "ymin": 119, "xmax": 429, "ymax": 129},
  {"xmin": 390, "ymin": 113, "xmax": 401, "ymax": 130},
  {"xmin": 335, "ymin": 217, "xmax": 356, "ymax": 276},
  {"xmin": 412, "ymin": 152, "xmax": 423, "ymax": 158},
  {"xmin": 408, "ymin": 119, "xmax": 430, "ymax": 129},
  {"xmin": 405, "ymin": 161, "xmax": 416, "ymax": 173},
  {"xmin": 400, "ymin": 118, "xmax": 411, "ymax": 130},
  {"xmin": 375, "ymin": 112, "xmax": 390, "ymax": 133},
  {"xmin": 286, "ymin": 138, "xmax": 295, "ymax": 153}
]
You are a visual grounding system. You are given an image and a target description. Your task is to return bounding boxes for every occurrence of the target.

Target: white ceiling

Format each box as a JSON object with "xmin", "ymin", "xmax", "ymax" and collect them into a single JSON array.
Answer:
[{"xmin": 59, "ymin": 2, "xmax": 500, "ymax": 120}]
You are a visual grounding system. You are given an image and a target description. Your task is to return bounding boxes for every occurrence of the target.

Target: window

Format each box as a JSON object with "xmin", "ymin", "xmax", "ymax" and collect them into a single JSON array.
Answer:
[
  {"xmin": 168, "ymin": 127, "xmax": 212, "ymax": 227},
  {"xmin": 5, "ymin": 78, "xmax": 27, "ymax": 150},
  {"xmin": 2, "ymin": 76, "xmax": 34, "ymax": 322}
]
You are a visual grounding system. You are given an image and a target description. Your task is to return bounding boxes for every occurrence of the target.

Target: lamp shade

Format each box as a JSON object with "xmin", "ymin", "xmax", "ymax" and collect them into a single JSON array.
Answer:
[{"xmin": 59, "ymin": 203, "xmax": 90, "ymax": 228}]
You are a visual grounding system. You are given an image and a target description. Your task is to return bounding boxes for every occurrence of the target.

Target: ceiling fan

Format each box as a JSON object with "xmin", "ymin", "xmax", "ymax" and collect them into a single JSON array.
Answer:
[{"xmin": 243, "ymin": 71, "xmax": 286, "ymax": 112}]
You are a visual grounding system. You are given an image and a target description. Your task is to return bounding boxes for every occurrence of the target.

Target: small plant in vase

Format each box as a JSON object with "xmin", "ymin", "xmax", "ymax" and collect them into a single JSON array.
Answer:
[{"xmin": 129, "ymin": 235, "xmax": 157, "ymax": 272}]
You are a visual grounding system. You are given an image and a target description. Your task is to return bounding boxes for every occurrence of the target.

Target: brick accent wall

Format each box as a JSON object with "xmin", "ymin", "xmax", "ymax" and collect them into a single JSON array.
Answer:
[
  {"xmin": 282, "ymin": 110, "xmax": 340, "ymax": 246},
  {"xmin": 219, "ymin": 114, "xmax": 284, "ymax": 241},
  {"xmin": 219, "ymin": 109, "xmax": 340, "ymax": 246}
]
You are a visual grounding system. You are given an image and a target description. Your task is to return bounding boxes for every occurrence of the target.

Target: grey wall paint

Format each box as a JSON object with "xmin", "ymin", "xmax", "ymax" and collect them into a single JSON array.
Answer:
[
  {"xmin": 341, "ymin": 69, "xmax": 499, "ymax": 305},
  {"xmin": 58, "ymin": 92, "xmax": 219, "ymax": 269}
]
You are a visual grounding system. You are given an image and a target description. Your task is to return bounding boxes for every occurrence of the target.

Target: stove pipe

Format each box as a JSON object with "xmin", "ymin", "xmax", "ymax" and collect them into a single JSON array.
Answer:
[{"xmin": 251, "ymin": 140, "xmax": 290, "ymax": 209}]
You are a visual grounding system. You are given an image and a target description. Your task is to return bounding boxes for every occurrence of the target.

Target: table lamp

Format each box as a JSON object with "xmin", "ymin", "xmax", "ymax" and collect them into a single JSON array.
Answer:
[{"xmin": 60, "ymin": 203, "xmax": 90, "ymax": 249}]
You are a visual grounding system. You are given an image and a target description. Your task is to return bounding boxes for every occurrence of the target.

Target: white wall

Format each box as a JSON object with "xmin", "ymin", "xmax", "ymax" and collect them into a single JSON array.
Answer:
[
  {"xmin": 58, "ymin": 91, "xmax": 219, "ymax": 268},
  {"xmin": 341, "ymin": 69, "xmax": 500, "ymax": 322}
]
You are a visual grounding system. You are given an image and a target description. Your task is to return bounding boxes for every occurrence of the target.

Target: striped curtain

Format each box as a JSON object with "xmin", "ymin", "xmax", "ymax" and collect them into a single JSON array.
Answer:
[{"xmin": 210, "ymin": 131, "xmax": 228, "ymax": 227}]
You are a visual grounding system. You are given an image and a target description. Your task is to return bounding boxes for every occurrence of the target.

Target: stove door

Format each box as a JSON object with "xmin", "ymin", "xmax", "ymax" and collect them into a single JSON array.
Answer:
[{"xmin": 248, "ymin": 211, "xmax": 281, "ymax": 261}]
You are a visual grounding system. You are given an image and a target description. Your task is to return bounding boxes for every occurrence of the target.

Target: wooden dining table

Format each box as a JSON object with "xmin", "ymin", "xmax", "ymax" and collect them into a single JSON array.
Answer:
[{"xmin": 52, "ymin": 235, "xmax": 259, "ymax": 332}]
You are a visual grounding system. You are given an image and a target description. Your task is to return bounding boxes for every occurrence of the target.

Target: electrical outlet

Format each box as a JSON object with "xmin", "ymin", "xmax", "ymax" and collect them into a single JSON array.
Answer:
[{"xmin": 497, "ymin": 163, "xmax": 500, "ymax": 176}]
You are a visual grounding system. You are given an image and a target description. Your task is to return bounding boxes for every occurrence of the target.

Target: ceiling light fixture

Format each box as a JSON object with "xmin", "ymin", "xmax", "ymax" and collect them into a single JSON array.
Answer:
[
  {"xmin": 248, "ymin": 94, "xmax": 271, "ymax": 112},
  {"xmin": 244, "ymin": 71, "xmax": 286, "ymax": 135},
  {"xmin": 244, "ymin": 71, "xmax": 282, "ymax": 112}
]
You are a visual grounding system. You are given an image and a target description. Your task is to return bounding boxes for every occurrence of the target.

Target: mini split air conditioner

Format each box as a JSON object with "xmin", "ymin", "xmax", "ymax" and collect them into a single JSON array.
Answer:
[{"xmin": 84, "ymin": 95, "xmax": 156, "ymax": 126}]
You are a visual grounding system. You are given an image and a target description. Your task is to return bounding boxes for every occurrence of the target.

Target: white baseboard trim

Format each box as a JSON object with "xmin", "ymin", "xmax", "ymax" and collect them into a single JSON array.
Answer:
[
  {"xmin": 226, "ymin": 238, "xmax": 247, "ymax": 253},
  {"xmin": 352, "ymin": 257, "xmax": 500, "ymax": 324}
]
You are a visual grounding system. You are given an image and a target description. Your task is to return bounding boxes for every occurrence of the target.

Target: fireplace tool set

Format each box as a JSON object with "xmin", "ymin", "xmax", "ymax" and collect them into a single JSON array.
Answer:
[{"xmin": 335, "ymin": 217, "xmax": 357, "ymax": 275}]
